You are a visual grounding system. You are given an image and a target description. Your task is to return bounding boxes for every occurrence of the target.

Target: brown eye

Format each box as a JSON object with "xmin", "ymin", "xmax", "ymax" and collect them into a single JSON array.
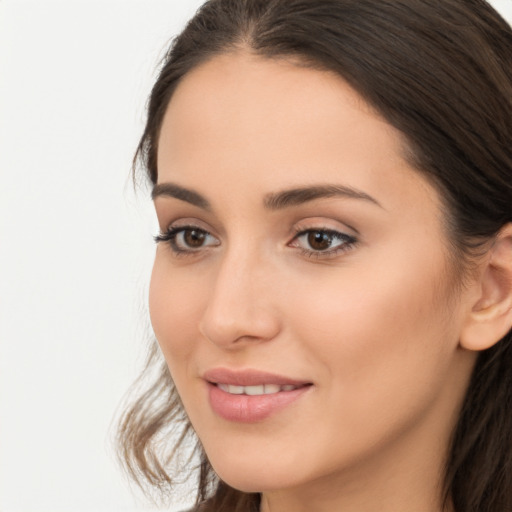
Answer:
[
  {"xmin": 290, "ymin": 228, "xmax": 357, "ymax": 257},
  {"xmin": 184, "ymin": 229, "xmax": 207, "ymax": 248},
  {"xmin": 154, "ymin": 226, "xmax": 220, "ymax": 253},
  {"xmin": 307, "ymin": 231, "xmax": 334, "ymax": 251}
]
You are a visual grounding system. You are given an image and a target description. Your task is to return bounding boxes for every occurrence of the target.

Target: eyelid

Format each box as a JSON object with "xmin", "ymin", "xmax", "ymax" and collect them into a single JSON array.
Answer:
[
  {"xmin": 289, "ymin": 227, "xmax": 356, "ymax": 246},
  {"xmin": 288, "ymin": 222, "xmax": 358, "ymax": 259},
  {"xmin": 154, "ymin": 223, "xmax": 220, "ymax": 255},
  {"xmin": 157, "ymin": 215, "xmax": 215, "ymax": 233},
  {"xmin": 291, "ymin": 217, "xmax": 358, "ymax": 239}
]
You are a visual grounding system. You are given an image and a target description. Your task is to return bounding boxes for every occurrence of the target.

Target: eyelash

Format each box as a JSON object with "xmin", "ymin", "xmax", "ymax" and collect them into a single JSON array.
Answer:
[
  {"xmin": 290, "ymin": 226, "xmax": 357, "ymax": 259},
  {"xmin": 154, "ymin": 225, "xmax": 219, "ymax": 255},
  {"xmin": 154, "ymin": 225, "xmax": 358, "ymax": 259}
]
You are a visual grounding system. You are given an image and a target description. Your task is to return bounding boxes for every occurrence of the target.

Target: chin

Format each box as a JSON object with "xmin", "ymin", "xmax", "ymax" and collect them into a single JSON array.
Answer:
[
  {"xmin": 215, "ymin": 470, "xmax": 294, "ymax": 494},
  {"xmin": 206, "ymin": 448, "xmax": 315, "ymax": 494}
]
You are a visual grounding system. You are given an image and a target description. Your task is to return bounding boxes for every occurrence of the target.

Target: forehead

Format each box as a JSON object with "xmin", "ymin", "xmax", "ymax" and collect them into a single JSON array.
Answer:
[
  {"xmin": 159, "ymin": 52, "xmax": 401, "ymax": 158},
  {"xmin": 156, "ymin": 51, "xmax": 437, "ymax": 214}
]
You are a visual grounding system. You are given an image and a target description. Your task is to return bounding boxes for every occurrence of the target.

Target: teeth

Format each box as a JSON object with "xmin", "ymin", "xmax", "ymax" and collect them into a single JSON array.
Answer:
[
  {"xmin": 245, "ymin": 385, "xmax": 265, "ymax": 395},
  {"xmin": 217, "ymin": 383, "xmax": 300, "ymax": 395},
  {"xmin": 264, "ymin": 384, "xmax": 281, "ymax": 394}
]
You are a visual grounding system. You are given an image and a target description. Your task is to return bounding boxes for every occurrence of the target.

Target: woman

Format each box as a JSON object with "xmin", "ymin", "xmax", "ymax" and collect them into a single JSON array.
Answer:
[{"xmin": 117, "ymin": 1, "xmax": 512, "ymax": 511}]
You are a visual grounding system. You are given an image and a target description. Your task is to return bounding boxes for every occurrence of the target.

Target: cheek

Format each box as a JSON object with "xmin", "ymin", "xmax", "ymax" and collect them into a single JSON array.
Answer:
[
  {"xmin": 270, "ymin": 252, "xmax": 462, "ymax": 474},
  {"xmin": 148, "ymin": 256, "xmax": 205, "ymax": 366},
  {"xmin": 286, "ymin": 248, "xmax": 458, "ymax": 411}
]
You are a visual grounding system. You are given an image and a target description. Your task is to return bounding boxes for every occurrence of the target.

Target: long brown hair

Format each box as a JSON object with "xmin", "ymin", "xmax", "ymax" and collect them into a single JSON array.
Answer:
[{"xmin": 116, "ymin": 1, "xmax": 512, "ymax": 511}]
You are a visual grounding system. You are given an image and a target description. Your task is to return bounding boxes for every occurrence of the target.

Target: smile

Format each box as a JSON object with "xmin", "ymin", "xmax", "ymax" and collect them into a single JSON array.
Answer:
[
  {"xmin": 216, "ymin": 383, "xmax": 304, "ymax": 395},
  {"xmin": 203, "ymin": 368, "xmax": 313, "ymax": 423}
]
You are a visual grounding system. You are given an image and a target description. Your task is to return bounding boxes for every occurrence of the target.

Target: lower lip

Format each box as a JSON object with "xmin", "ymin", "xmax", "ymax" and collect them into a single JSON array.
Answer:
[{"xmin": 207, "ymin": 383, "xmax": 311, "ymax": 423}]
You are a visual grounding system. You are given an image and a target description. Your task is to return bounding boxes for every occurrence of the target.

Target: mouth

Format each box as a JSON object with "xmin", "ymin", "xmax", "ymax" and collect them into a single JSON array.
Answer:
[
  {"xmin": 214, "ymin": 383, "xmax": 310, "ymax": 395},
  {"xmin": 203, "ymin": 368, "xmax": 313, "ymax": 423},
  {"xmin": 203, "ymin": 367, "xmax": 312, "ymax": 389}
]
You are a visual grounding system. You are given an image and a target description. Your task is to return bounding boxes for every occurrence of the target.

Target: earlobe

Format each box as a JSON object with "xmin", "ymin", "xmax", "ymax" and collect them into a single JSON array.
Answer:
[{"xmin": 460, "ymin": 224, "xmax": 512, "ymax": 352}]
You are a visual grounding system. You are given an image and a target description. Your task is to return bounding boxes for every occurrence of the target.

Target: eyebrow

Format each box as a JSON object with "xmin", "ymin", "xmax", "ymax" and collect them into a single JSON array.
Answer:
[
  {"xmin": 263, "ymin": 184, "xmax": 382, "ymax": 210},
  {"xmin": 151, "ymin": 182, "xmax": 382, "ymax": 210},
  {"xmin": 152, "ymin": 183, "xmax": 212, "ymax": 210}
]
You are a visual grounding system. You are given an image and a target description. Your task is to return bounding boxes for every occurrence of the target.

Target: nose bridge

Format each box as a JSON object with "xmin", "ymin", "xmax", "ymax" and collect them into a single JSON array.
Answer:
[{"xmin": 199, "ymin": 239, "xmax": 280, "ymax": 347}]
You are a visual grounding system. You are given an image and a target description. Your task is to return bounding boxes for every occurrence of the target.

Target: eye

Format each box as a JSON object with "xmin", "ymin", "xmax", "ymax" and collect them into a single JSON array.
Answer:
[
  {"xmin": 154, "ymin": 226, "xmax": 220, "ymax": 253},
  {"xmin": 290, "ymin": 228, "xmax": 357, "ymax": 257}
]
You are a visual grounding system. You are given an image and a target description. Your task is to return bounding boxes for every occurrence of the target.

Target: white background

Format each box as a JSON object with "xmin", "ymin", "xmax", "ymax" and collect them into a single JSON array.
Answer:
[{"xmin": 1, "ymin": 1, "xmax": 511, "ymax": 511}]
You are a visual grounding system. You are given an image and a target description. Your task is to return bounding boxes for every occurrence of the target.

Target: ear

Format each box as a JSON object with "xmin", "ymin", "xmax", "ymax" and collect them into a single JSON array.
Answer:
[{"xmin": 459, "ymin": 224, "xmax": 512, "ymax": 351}]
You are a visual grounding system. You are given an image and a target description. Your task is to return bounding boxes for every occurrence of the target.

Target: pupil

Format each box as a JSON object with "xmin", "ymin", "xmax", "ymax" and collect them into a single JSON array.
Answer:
[
  {"xmin": 185, "ymin": 230, "xmax": 205, "ymax": 247},
  {"xmin": 308, "ymin": 231, "xmax": 332, "ymax": 250}
]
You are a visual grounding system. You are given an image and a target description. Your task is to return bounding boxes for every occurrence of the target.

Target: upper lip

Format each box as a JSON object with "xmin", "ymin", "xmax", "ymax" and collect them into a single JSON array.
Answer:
[{"xmin": 203, "ymin": 368, "xmax": 312, "ymax": 387}]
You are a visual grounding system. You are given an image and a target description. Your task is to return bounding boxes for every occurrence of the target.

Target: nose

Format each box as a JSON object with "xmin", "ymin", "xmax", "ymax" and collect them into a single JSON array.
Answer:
[{"xmin": 198, "ymin": 247, "xmax": 281, "ymax": 349}]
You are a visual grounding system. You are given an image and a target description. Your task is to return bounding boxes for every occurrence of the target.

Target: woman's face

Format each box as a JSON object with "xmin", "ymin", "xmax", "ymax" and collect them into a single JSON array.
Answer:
[{"xmin": 150, "ymin": 53, "xmax": 477, "ymax": 497}]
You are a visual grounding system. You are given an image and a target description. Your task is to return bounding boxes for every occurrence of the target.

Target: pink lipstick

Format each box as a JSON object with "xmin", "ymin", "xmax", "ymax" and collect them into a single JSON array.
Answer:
[{"xmin": 203, "ymin": 368, "xmax": 312, "ymax": 423}]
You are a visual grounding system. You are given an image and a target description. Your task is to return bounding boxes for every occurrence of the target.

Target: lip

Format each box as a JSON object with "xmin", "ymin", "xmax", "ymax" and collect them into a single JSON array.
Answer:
[
  {"xmin": 203, "ymin": 367, "xmax": 311, "ymax": 387},
  {"xmin": 203, "ymin": 368, "xmax": 313, "ymax": 423}
]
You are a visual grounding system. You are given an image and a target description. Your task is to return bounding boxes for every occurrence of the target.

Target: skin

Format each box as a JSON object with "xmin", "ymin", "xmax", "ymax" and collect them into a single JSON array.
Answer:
[{"xmin": 150, "ymin": 51, "xmax": 481, "ymax": 512}]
